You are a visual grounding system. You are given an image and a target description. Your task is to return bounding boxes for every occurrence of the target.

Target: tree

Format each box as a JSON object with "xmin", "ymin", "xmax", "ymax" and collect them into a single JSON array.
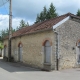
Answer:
[
  {"xmin": 35, "ymin": 14, "xmax": 40, "ymax": 23},
  {"xmin": 76, "ymin": 9, "xmax": 80, "ymax": 16},
  {"xmin": 0, "ymin": 36, "xmax": 2, "ymax": 42},
  {"xmin": 35, "ymin": 3, "xmax": 58, "ymax": 23},
  {"xmin": 42, "ymin": 6, "xmax": 47, "ymax": 21},
  {"xmin": 0, "ymin": 42, "xmax": 4, "ymax": 57},
  {"xmin": 6, "ymin": 28, "xmax": 9, "ymax": 36},
  {"xmin": 0, "ymin": 27, "xmax": 16, "ymax": 41},
  {"xmin": 1, "ymin": 30, "xmax": 6, "ymax": 39},
  {"xmin": 46, "ymin": 3, "xmax": 58, "ymax": 19},
  {"xmin": 0, "ymin": 20, "xmax": 29, "ymax": 41},
  {"xmin": 26, "ymin": 22, "xmax": 29, "ymax": 26},
  {"xmin": 16, "ymin": 26, "xmax": 19, "ymax": 30},
  {"xmin": 35, "ymin": 6, "xmax": 47, "ymax": 23},
  {"xmin": 17, "ymin": 19, "xmax": 29, "ymax": 30},
  {"xmin": 19, "ymin": 19, "xmax": 26, "ymax": 29},
  {"xmin": 12, "ymin": 27, "xmax": 15, "ymax": 32},
  {"xmin": 39, "ymin": 12, "xmax": 44, "ymax": 22}
]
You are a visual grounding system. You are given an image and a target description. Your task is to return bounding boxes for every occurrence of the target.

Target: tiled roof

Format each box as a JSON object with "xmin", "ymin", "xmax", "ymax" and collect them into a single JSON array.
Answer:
[{"xmin": 11, "ymin": 13, "xmax": 79, "ymax": 38}]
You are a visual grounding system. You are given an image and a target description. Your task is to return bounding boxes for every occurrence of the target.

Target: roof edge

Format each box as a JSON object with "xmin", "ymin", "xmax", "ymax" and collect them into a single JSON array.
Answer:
[
  {"xmin": 12, "ymin": 28, "xmax": 53, "ymax": 39},
  {"xmin": 53, "ymin": 16, "xmax": 70, "ymax": 29}
]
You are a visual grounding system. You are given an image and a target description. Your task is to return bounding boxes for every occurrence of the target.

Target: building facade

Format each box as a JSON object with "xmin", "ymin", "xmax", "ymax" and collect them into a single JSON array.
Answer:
[{"xmin": 3, "ymin": 13, "xmax": 80, "ymax": 70}]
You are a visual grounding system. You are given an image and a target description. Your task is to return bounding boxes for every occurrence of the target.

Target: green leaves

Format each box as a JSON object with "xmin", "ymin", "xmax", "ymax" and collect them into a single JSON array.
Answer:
[
  {"xmin": 0, "ymin": 42, "xmax": 4, "ymax": 50},
  {"xmin": 0, "ymin": 19, "xmax": 29, "ymax": 41},
  {"xmin": 1, "ymin": 28, "xmax": 15, "ymax": 40},
  {"xmin": 35, "ymin": 3, "xmax": 58, "ymax": 23},
  {"xmin": 19, "ymin": 20, "xmax": 26, "ymax": 28},
  {"xmin": 17, "ymin": 19, "xmax": 29, "ymax": 30},
  {"xmin": 48, "ymin": 3, "xmax": 58, "ymax": 18},
  {"xmin": 76, "ymin": 9, "xmax": 80, "ymax": 16}
]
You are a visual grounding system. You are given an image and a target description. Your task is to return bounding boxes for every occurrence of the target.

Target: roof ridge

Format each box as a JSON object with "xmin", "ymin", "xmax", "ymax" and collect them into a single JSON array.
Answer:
[
  {"xmin": 40, "ymin": 12, "xmax": 70, "ymax": 23},
  {"xmin": 10, "ymin": 12, "xmax": 80, "ymax": 38}
]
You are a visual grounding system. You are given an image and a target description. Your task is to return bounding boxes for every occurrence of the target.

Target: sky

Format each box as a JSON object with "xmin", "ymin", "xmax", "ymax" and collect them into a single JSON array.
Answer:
[{"xmin": 0, "ymin": 0, "xmax": 80, "ymax": 31}]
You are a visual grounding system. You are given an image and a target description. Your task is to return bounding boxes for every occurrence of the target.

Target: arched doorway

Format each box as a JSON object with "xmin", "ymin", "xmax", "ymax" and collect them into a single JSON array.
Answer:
[
  {"xmin": 77, "ymin": 42, "xmax": 80, "ymax": 63},
  {"xmin": 4, "ymin": 45, "xmax": 7, "ymax": 57},
  {"xmin": 44, "ymin": 40, "xmax": 51, "ymax": 63},
  {"xmin": 18, "ymin": 43, "xmax": 22, "ymax": 62}
]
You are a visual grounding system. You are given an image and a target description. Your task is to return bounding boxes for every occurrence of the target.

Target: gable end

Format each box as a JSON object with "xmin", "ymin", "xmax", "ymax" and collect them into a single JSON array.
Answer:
[{"xmin": 53, "ymin": 16, "xmax": 70, "ymax": 29}]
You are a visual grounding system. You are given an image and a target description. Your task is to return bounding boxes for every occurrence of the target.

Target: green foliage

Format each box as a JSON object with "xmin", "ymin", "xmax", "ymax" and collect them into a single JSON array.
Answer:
[
  {"xmin": 26, "ymin": 22, "xmax": 29, "ymax": 26},
  {"xmin": 1, "ymin": 29, "xmax": 8, "ymax": 40},
  {"xmin": 0, "ymin": 19, "xmax": 29, "ymax": 42},
  {"xmin": 0, "ymin": 42, "xmax": 4, "ymax": 56},
  {"xmin": 0, "ymin": 42, "xmax": 4, "ymax": 50},
  {"xmin": 35, "ymin": 14, "xmax": 40, "ymax": 23},
  {"xmin": 17, "ymin": 19, "xmax": 29, "ymax": 30},
  {"xmin": 0, "ymin": 19, "xmax": 29, "ymax": 41},
  {"xmin": 47, "ymin": 3, "xmax": 58, "ymax": 19},
  {"xmin": 19, "ymin": 20, "xmax": 26, "ymax": 29},
  {"xmin": 35, "ymin": 3, "xmax": 58, "ymax": 23},
  {"xmin": 16, "ymin": 26, "xmax": 19, "ymax": 31},
  {"xmin": 0, "ymin": 27, "xmax": 15, "ymax": 41},
  {"xmin": 39, "ymin": 6, "xmax": 47, "ymax": 21},
  {"xmin": 42, "ymin": 6, "xmax": 47, "ymax": 21},
  {"xmin": 76, "ymin": 9, "xmax": 80, "ymax": 16}
]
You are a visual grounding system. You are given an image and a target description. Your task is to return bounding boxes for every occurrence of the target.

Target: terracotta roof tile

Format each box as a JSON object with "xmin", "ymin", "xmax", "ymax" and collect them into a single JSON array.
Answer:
[{"xmin": 11, "ymin": 13, "xmax": 79, "ymax": 38}]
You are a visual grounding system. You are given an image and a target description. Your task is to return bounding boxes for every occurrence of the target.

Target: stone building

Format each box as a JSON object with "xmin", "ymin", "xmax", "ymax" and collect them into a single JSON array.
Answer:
[{"xmin": 3, "ymin": 13, "xmax": 80, "ymax": 70}]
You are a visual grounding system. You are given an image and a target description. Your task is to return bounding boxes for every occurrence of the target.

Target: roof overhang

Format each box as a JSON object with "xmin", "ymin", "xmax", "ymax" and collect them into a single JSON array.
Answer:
[{"xmin": 53, "ymin": 16, "xmax": 70, "ymax": 29}]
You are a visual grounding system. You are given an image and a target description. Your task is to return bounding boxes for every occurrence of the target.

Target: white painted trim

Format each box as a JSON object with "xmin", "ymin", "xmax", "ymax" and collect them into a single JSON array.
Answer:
[{"xmin": 53, "ymin": 16, "xmax": 70, "ymax": 29}]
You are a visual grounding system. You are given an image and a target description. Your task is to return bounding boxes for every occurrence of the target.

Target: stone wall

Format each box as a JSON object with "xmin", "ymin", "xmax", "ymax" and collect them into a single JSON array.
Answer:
[
  {"xmin": 4, "ymin": 18, "xmax": 80, "ymax": 70},
  {"xmin": 56, "ymin": 19, "xmax": 80, "ymax": 70},
  {"xmin": 4, "ymin": 30, "xmax": 56, "ymax": 69}
]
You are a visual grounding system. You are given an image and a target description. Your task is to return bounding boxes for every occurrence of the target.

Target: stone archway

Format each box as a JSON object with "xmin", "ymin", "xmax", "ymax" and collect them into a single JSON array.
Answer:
[
  {"xmin": 44, "ymin": 40, "xmax": 51, "ymax": 63},
  {"xmin": 76, "ymin": 40, "xmax": 80, "ymax": 63},
  {"xmin": 4, "ymin": 45, "xmax": 7, "ymax": 57},
  {"xmin": 18, "ymin": 42, "xmax": 23, "ymax": 62}
]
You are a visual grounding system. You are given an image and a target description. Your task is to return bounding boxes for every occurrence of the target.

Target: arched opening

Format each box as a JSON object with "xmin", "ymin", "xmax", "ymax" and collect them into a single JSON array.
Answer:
[
  {"xmin": 4, "ymin": 45, "xmax": 7, "ymax": 57},
  {"xmin": 77, "ymin": 41, "xmax": 80, "ymax": 63},
  {"xmin": 18, "ymin": 43, "xmax": 22, "ymax": 62},
  {"xmin": 44, "ymin": 40, "xmax": 51, "ymax": 63}
]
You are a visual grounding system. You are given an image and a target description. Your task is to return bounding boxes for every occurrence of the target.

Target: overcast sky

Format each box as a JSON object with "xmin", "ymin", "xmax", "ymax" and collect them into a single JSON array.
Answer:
[{"xmin": 0, "ymin": 0, "xmax": 80, "ymax": 31}]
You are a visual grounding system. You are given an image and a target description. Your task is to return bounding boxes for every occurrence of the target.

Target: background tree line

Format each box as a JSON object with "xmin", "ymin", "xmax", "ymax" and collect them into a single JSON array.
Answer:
[
  {"xmin": 0, "ymin": 3, "xmax": 80, "ymax": 42},
  {"xmin": 0, "ymin": 2, "xmax": 80, "ymax": 52},
  {"xmin": 35, "ymin": 3, "xmax": 58, "ymax": 23},
  {"xmin": 0, "ymin": 19, "xmax": 29, "ymax": 41}
]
